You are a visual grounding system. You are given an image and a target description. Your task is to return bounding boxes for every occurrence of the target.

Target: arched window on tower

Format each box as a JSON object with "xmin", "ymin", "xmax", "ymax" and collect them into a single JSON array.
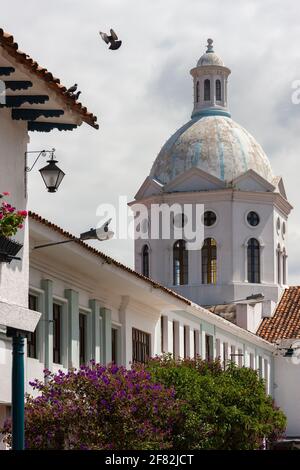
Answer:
[
  {"xmin": 204, "ymin": 79, "xmax": 211, "ymax": 101},
  {"xmin": 173, "ymin": 240, "xmax": 188, "ymax": 286},
  {"xmin": 142, "ymin": 245, "xmax": 149, "ymax": 277},
  {"xmin": 196, "ymin": 81, "xmax": 200, "ymax": 102},
  {"xmin": 201, "ymin": 238, "xmax": 217, "ymax": 284},
  {"xmin": 247, "ymin": 238, "xmax": 260, "ymax": 283},
  {"xmin": 216, "ymin": 79, "xmax": 221, "ymax": 101}
]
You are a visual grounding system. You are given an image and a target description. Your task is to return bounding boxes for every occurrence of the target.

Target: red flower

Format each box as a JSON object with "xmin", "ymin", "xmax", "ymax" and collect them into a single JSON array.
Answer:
[
  {"xmin": 17, "ymin": 210, "xmax": 28, "ymax": 217},
  {"xmin": 0, "ymin": 192, "xmax": 27, "ymax": 237}
]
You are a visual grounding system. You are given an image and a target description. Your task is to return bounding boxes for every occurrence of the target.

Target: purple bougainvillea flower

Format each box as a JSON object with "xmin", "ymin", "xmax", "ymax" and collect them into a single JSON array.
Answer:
[{"xmin": 0, "ymin": 361, "xmax": 182, "ymax": 450}]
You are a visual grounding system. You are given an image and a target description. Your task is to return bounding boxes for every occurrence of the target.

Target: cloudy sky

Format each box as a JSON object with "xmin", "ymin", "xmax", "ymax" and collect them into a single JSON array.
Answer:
[{"xmin": 3, "ymin": 0, "xmax": 300, "ymax": 283}]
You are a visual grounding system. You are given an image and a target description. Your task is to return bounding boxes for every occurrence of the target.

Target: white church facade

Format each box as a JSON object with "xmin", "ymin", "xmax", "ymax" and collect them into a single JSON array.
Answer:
[
  {"xmin": 0, "ymin": 30, "xmax": 300, "ymax": 447},
  {"xmin": 133, "ymin": 39, "xmax": 291, "ymax": 319}
]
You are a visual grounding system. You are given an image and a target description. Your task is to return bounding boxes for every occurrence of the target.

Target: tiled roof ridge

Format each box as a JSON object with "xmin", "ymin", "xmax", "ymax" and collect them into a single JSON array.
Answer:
[
  {"xmin": 0, "ymin": 28, "xmax": 98, "ymax": 129},
  {"xmin": 257, "ymin": 286, "xmax": 300, "ymax": 342}
]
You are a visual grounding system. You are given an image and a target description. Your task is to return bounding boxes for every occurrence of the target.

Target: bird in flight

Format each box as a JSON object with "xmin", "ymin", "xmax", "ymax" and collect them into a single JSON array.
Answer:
[{"xmin": 99, "ymin": 29, "xmax": 122, "ymax": 50}]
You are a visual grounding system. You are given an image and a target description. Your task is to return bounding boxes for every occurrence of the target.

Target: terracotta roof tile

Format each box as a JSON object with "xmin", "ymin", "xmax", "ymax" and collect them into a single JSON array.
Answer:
[
  {"xmin": 29, "ymin": 211, "xmax": 191, "ymax": 306},
  {"xmin": 0, "ymin": 28, "xmax": 98, "ymax": 129},
  {"xmin": 257, "ymin": 287, "xmax": 300, "ymax": 342}
]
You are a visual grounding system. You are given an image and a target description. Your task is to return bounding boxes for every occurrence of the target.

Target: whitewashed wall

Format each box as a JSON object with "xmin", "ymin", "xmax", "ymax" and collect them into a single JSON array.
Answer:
[
  {"xmin": 0, "ymin": 250, "xmax": 275, "ymax": 404},
  {"xmin": 134, "ymin": 191, "xmax": 288, "ymax": 307},
  {"xmin": 0, "ymin": 216, "xmax": 278, "ymax": 439},
  {"xmin": 0, "ymin": 109, "xmax": 28, "ymax": 307},
  {"xmin": 274, "ymin": 357, "xmax": 300, "ymax": 437}
]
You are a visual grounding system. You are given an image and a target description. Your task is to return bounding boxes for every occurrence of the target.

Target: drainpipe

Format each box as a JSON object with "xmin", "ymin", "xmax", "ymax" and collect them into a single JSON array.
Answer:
[{"xmin": 7, "ymin": 327, "xmax": 25, "ymax": 450}]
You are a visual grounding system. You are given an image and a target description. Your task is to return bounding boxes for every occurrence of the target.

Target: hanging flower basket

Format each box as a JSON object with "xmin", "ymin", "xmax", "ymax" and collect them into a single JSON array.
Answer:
[
  {"xmin": 0, "ymin": 235, "xmax": 23, "ymax": 263},
  {"xmin": 0, "ymin": 191, "xmax": 27, "ymax": 264}
]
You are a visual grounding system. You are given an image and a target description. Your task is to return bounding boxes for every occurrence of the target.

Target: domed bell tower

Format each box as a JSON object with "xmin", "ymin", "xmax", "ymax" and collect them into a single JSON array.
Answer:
[
  {"xmin": 190, "ymin": 39, "xmax": 231, "ymax": 119},
  {"xmin": 131, "ymin": 39, "xmax": 292, "ymax": 331}
]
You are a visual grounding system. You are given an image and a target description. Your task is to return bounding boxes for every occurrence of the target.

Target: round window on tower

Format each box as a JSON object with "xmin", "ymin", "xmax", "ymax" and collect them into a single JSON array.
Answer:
[
  {"xmin": 203, "ymin": 211, "xmax": 217, "ymax": 227},
  {"xmin": 247, "ymin": 211, "xmax": 260, "ymax": 227}
]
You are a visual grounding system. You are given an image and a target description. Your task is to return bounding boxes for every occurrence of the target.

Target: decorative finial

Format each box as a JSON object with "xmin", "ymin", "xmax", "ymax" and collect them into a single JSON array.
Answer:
[{"xmin": 206, "ymin": 38, "xmax": 214, "ymax": 53}]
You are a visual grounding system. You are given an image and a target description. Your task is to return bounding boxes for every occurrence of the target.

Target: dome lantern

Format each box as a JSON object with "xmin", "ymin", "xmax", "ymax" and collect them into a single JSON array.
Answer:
[{"xmin": 190, "ymin": 39, "xmax": 231, "ymax": 119}]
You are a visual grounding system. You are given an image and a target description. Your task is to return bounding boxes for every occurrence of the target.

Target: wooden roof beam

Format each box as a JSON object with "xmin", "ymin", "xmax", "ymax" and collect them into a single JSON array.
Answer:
[
  {"xmin": 28, "ymin": 122, "xmax": 77, "ymax": 132},
  {"xmin": 12, "ymin": 108, "xmax": 64, "ymax": 121},
  {"xmin": 0, "ymin": 66, "xmax": 15, "ymax": 76},
  {"xmin": 0, "ymin": 95, "xmax": 49, "ymax": 107}
]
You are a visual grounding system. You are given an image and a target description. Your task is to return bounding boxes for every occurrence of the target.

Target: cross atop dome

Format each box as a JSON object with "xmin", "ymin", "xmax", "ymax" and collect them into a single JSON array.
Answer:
[{"xmin": 206, "ymin": 38, "xmax": 214, "ymax": 53}]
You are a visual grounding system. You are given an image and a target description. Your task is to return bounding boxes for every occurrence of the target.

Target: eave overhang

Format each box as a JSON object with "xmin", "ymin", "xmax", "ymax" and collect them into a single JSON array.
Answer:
[{"xmin": 0, "ymin": 28, "xmax": 99, "ymax": 132}]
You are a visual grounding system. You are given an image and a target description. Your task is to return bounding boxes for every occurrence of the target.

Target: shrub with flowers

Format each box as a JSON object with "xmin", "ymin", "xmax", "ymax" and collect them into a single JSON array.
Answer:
[
  {"xmin": 1, "ymin": 362, "xmax": 182, "ymax": 450},
  {"xmin": 0, "ymin": 358, "xmax": 287, "ymax": 450},
  {"xmin": 0, "ymin": 192, "xmax": 27, "ymax": 237}
]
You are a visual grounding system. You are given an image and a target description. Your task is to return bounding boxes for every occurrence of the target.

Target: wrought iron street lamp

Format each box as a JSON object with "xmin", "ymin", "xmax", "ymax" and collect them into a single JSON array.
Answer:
[
  {"xmin": 39, "ymin": 154, "xmax": 65, "ymax": 193},
  {"xmin": 25, "ymin": 148, "xmax": 65, "ymax": 192}
]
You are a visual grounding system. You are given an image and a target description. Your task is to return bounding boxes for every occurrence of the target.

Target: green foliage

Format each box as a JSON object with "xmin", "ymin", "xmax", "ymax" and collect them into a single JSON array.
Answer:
[
  {"xmin": 1, "ymin": 357, "xmax": 286, "ymax": 450},
  {"xmin": 147, "ymin": 355, "xmax": 287, "ymax": 450}
]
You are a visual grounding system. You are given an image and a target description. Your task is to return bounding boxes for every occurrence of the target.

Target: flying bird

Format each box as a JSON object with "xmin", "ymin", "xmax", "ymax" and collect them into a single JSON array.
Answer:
[
  {"xmin": 99, "ymin": 29, "xmax": 122, "ymax": 50},
  {"xmin": 67, "ymin": 83, "xmax": 77, "ymax": 94}
]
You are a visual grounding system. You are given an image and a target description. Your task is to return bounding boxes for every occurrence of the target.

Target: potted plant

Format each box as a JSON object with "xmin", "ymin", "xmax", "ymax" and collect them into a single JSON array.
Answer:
[{"xmin": 0, "ymin": 192, "xmax": 27, "ymax": 263}]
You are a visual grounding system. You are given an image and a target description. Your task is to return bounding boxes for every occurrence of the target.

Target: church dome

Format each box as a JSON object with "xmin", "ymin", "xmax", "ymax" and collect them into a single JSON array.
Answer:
[
  {"xmin": 149, "ymin": 40, "xmax": 274, "ymax": 187},
  {"xmin": 149, "ymin": 115, "xmax": 274, "ymax": 185}
]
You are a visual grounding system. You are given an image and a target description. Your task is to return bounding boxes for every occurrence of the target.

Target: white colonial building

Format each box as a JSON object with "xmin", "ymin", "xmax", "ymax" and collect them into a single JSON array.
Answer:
[
  {"xmin": 0, "ymin": 210, "xmax": 275, "ymax": 449},
  {"xmin": 0, "ymin": 31, "xmax": 300, "ymax": 446}
]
